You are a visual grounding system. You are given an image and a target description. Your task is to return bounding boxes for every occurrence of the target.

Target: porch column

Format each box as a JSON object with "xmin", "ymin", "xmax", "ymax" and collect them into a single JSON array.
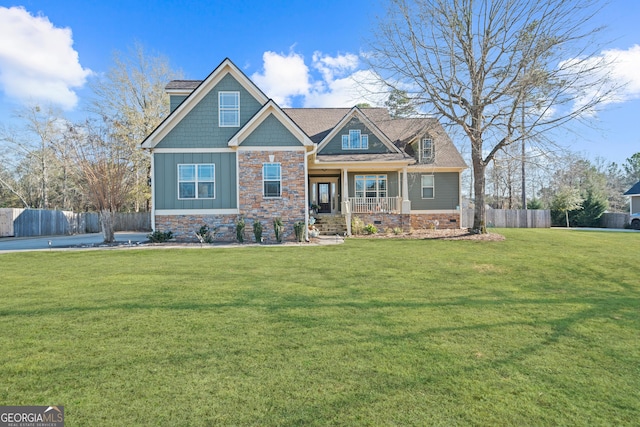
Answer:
[
  {"xmin": 342, "ymin": 168, "xmax": 349, "ymax": 208},
  {"xmin": 401, "ymin": 167, "xmax": 411, "ymax": 214},
  {"xmin": 342, "ymin": 168, "xmax": 352, "ymax": 235}
]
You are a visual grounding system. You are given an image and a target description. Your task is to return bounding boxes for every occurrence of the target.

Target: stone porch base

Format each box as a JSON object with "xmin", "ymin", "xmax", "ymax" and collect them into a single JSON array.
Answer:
[{"xmin": 350, "ymin": 212, "xmax": 461, "ymax": 233}]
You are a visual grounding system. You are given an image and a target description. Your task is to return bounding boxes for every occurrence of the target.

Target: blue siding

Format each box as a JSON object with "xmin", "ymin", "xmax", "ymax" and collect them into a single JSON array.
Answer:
[
  {"xmin": 241, "ymin": 114, "xmax": 302, "ymax": 146},
  {"xmin": 154, "ymin": 152, "xmax": 237, "ymax": 210},
  {"xmin": 170, "ymin": 95, "xmax": 188, "ymax": 112},
  {"xmin": 157, "ymin": 74, "xmax": 263, "ymax": 149},
  {"xmin": 320, "ymin": 116, "xmax": 390, "ymax": 155},
  {"xmin": 408, "ymin": 172, "xmax": 459, "ymax": 210}
]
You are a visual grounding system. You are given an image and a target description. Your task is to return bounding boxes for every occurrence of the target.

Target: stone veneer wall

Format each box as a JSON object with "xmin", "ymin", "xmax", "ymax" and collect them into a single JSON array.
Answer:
[
  {"xmin": 351, "ymin": 213, "xmax": 411, "ymax": 233},
  {"xmin": 155, "ymin": 214, "xmax": 236, "ymax": 241},
  {"xmin": 237, "ymin": 150, "xmax": 306, "ymax": 242},
  {"xmin": 410, "ymin": 213, "xmax": 461, "ymax": 230},
  {"xmin": 351, "ymin": 212, "xmax": 461, "ymax": 234}
]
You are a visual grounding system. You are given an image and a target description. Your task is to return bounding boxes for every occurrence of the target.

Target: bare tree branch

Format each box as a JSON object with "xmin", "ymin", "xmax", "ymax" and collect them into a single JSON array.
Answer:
[{"xmin": 366, "ymin": 0, "xmax": 619, "ymax": 232}]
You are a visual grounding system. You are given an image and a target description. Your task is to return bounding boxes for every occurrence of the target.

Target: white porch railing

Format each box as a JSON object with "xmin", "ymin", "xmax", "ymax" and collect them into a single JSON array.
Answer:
[{"xmin": 348, "ymin": 197, "xmax": 402, "ymax": 214}]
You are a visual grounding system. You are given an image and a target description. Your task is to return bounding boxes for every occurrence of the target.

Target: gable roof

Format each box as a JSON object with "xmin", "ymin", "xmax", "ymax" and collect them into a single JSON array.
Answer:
[
  {"xmin": 141, "ymin": 58, "xmax": 269, "ymax": 149},
  {"xmin": 283, "ymin": 108, "xmax": 467, "ymax": 169},
  {"xmin": 229, "ymin": 100, "xmax": 313, "ymax": 147},
  {"xmin": 624, "ymin": 181, "xmax": 640, "ymax": 196},
  {"xmin": 314, "ymin": 106, "xmax": 402, "ymax": 154}
]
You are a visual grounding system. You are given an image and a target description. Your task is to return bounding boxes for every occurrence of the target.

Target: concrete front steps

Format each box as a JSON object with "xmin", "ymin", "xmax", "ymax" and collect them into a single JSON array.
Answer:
[{"xmin": 313, "ymin": 214, "xmax": 348, "ymax": 236}]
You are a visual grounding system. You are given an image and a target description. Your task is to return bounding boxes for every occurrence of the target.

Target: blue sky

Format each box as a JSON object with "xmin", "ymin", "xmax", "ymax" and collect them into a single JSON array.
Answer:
[{"xmin": 0, "ymin": 0, "xmax": 639, "ymax": 165}]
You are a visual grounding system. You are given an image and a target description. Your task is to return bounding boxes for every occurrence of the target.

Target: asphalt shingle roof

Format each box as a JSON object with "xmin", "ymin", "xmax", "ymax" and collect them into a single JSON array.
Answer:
[
  {"xmin": 624, "ymin": 181, "xmax": 640, "ymax": 195},
  {"xmin": 165, "ymin": 80, "xmax": 202, "ymax": 90},
  {"xmin": 162, "ymin": 80, "xmax": 467, "ymax": 169},
  {"xmin": 283, "ymin": 108, "xmax": 467, "ymax": 169}
]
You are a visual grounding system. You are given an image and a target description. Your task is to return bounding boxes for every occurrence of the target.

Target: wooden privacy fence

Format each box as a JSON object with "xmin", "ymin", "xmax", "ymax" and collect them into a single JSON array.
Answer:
[
  {"xmin": 599, "ymin": 213, "xmax": 630, "ymax": 229},
  {"xmin": 0, "ymin": 208, "xmax": 151, "ymax": 237},
  {"xmin": 462, "ymin": 208, "xmax": 551, "ymax": 229}
]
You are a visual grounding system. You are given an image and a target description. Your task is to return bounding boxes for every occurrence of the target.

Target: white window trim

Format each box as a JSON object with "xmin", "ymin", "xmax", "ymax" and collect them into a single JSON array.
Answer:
[
  {"xmin": 177, "ymin": 164, "xmax": 216, "ymax": 200},
  {"xmin": 355, "ymin": 174, "xmax": 388, "ymax": 198},
  {"xmin": 420, "ymin": 137, "xmax": 434, "ymax": 163},
  {"xmin": 263, "ymin": 162, "xmax": 282, "ymax": 198},
  {"xmin": 421, "ymin": 174, "xmax": 435, "ymax": 199},
  {"xmin": 342, "ymin": 129, "xmax": 369, "ymax": 150},
  {"xmin": 219, "ymin": 91, "xmax": 240, "ymax": 127}
]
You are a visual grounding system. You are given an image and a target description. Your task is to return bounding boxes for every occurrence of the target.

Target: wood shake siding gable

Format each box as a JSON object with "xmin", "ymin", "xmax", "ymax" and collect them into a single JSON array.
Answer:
[
  {"xmin": 240, "ymin": 114, "xmax": 303, "ymax": 147},
  {"xmin": 319, "ymin": 116, "xmax": 390, "ymax": 155},
  {"xmin": 157, "ymin": 74, "xmax": 263, "ymax": 149}
]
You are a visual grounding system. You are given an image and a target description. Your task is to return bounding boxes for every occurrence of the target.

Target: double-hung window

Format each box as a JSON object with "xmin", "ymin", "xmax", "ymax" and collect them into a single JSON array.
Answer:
[
  {"xmin": 420, "ymin": 138, "xmax": 434, "ymax": 163},
  {"xmin": 421, "ymin": 174, "xmax": 435, "ymax": 199},
  {"xmin": 219, "ymin": 91, "xmax": 239, "ymax": 127},
  {"xmin": 178, "ymin": 164, "xmax": 215, "ymax": 199},
  {"xmin": 263, "ymin": 163, "xmax": 281, "ymax": 198},
  {"xmin": 355, "ymin": 175, "xmax": 387, "ymax": 198},
  {"xmin": 342, "ymin": 129, "xmax": 369, "ymax": 150}
]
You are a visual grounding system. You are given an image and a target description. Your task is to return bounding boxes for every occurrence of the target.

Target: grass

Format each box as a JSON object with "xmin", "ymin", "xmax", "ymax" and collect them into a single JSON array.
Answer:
[{"xmin": 1, "ymin": 228, "xmax": 639, "ymax": 426}]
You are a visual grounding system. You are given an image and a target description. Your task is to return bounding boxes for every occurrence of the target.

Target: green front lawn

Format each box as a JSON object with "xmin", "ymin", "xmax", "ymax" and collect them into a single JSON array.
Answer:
[{"xmin": 1, "ymin": 229, "xmax": 638, "ymax": 425}]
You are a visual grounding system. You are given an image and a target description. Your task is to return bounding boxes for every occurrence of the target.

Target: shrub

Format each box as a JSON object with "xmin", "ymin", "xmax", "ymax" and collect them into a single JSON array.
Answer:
[
  {"xmin": 393, "ymin": 227, "xmax": 403, "ymax": 235},
  {"xmin": 364, "ymin": 223, "xmax": 378, "ymax": 234},
  {"xmin": 527, "ymin": 198, "xmax": 544, "ymax": 209},
  {"xmin": 195, "ymin": 224, "xmax": 217, "ymax": 244},
  {"xmin": 351, "ymin": 216, "xmax": 365, "ymax": 235},
  {"xmin": 252, "ymin": 220, "xmax": 263, "ymax": 243},
  {"xmin": 235, "ymin": 217, "xmax": 245, "ymax": 243},
  {"xmin": 273, "ymin": 217, "xmax": 284, "ymax": 243},
  {"xmin": 147, "ymin": 230, "xmax": 173, "ymax": 243},
  {"xmin": 294, "ymin": 221, "xmax": 305, "ymax": 242}
]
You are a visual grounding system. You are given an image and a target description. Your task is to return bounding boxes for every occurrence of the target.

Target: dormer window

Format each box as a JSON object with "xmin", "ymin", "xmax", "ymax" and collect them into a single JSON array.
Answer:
[
  {"xmin": 342, "ymin": 129, "xmax": 369, "ymax": 150},
  {"xmin": 219, "ymin": 91, "xmax": 239, "ymax": 127},
  {"xmin": 420, "ymin": 137, "xmax": 434, "ymax": 163}
]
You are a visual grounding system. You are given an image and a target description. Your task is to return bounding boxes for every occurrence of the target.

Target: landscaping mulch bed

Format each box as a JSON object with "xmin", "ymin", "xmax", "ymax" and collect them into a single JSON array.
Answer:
[{"xmin": 352, "ymin": 228, "xmax": 505, "ymax": 241}]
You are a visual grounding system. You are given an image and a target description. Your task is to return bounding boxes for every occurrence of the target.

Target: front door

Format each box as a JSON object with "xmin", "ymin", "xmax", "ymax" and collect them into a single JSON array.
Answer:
[{"xmin": 318, "ymin": 183, "xmax": 331, "ymax": 213}]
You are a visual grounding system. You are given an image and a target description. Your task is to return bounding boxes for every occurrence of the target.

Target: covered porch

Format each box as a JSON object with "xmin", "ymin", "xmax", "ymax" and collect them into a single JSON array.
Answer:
[{"xmin": 308, "ymin": 166, "xmax": 412, "ymax": 216}]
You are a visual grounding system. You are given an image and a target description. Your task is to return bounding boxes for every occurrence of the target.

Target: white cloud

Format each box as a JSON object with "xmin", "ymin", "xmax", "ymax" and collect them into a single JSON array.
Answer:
[
  {"xmin": 0, "ymin": 6, "xmax": 91, "ymax": 110},
  {"xmin": 252, "ymin": 50, "xmax": 388, "ymax": 108},
  {"xmin": 305, "ymin": 69, "xmax": 388, "ymax": 108},
  {"xmin": 312, "ymin": 51, "xmax": 359, "ymax": 82},
  {"xmin": 605, "ymin": 44, "xmax": 640, "ymax": 100},
  {"xmin": 560, "ymin": 44, "xmax": 640, "ymax": 115},
  {"xmin": 251, "ymin": 51, "xmax": 310, "ymax": 107}
]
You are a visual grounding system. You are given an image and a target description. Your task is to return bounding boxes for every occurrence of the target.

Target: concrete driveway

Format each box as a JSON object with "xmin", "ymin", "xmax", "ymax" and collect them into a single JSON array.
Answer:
[{"xmin": 0, "ymin": 232, "xmax": 149, "ymax": 252}]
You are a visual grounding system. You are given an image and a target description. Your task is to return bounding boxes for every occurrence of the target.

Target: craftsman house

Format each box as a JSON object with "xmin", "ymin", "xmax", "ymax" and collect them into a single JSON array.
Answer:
[{"xmin": 141, "ymin": 58, "xmax": 467, "ymax": 241}]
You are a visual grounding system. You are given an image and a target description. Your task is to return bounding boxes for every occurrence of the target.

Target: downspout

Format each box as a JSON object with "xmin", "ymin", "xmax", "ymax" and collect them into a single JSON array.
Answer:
[
  {"xmin": 343, "ymin": 167, "xmax": 351, "ymax": 236},
  {"xmin": 304, "ymin": 143, "xmax": 318, "ymax": 241},
  {"xmin": 150, "ymin": 149, "xmax": 156, "ymax": 231},
  {"xmin": 458, "ymin": 170, "xmax": 463, "ymax": 229}
]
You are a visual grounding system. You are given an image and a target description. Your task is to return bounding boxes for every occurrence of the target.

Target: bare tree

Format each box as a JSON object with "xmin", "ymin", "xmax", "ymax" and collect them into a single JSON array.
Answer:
[
  {"xmin": 367, "ymin": 0, "xmax": 618, "ymax": 232},
  {"xmin": 0, "ymin": 105, "xmax": 66, "ymax": 209},
  {"xmin": 89, "ymin": 42, "xmax": 182, "ymax": 212},
  {"xmin": 69, "ymin": 120, "xmax": 135, "ymax": 243}
]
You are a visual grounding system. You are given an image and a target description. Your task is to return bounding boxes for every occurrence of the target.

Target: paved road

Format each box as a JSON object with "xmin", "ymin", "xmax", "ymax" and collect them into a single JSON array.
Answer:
[{"xmin": 0, "ymin": 232, "xmax": 149, "ymax": 252}]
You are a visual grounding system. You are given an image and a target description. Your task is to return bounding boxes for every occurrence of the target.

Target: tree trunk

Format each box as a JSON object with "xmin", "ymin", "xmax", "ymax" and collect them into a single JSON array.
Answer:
[
  {"xmin": 472, "ymin": 157, "xmax": 487, "ymax": 234},
  {"xmin": 100, "ymin": 209, "xmax": 116, "ymax": 243}
]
